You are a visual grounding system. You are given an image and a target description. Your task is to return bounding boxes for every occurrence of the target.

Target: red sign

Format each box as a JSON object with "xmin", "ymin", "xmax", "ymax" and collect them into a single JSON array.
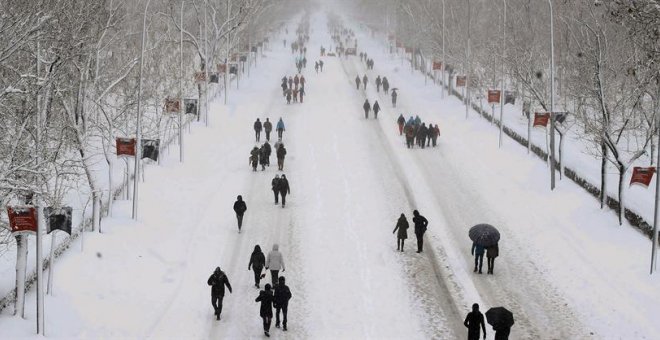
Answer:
[
  {"xmin": 165, "ymin": 98, "xmax": 180, "ymax": 113},
  {"xmin": 194, "ymin": 72, "xmax": 206, "ymax": 83},
  {"xmin": 488, "ymin": 90, "xmax": 501, "ymax": 104},
  {"xmin": 405, "ymin": 46, "xmax": 413, "ymax": 53},
  {"xmin": 230, "ymin": 54, "xmax": 238, "ymax": 62},
  {"xmin": 116, "ymin": 138, "xmax": 136, "ymax": 156},
  {"xmin": 8, "ymin": 206, "xmax": 38, "ymax": 234},
  {"xmin": 432, "ymin": 61, "xmax": 442, "ymax": 70},
  {"xmin": 456, "ymin": 76, "xmax": 466, "ymax": 87},
  {"xmin": 217, "ymin": 64, "xmax": 227, "ymax": 73},
  {"xmin": 533, "ymin": 112, "xmax": 550, "ymax": 127},
  {"xmin": 630, "ymin": 167, "xmax": 656, "ymax": 187}
]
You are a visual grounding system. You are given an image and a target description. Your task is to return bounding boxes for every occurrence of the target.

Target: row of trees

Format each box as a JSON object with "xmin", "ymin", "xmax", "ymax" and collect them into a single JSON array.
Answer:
[
  {"xmin": 353, "ymin": 0, "xmax": 660, "ymax": 225},
  {"xmin": 0, "ymin": 0, "xmax": 296, "ymax": 317}
]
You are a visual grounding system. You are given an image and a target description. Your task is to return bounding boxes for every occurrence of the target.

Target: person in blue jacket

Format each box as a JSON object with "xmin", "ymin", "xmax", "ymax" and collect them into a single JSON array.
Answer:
[
  {"xmin": 471, "ymin": 243, "xmax": 485, "ymax": 274},
  {"xmin": 276, "ymin": 118, "xmax": 286, "ymax": 140}
]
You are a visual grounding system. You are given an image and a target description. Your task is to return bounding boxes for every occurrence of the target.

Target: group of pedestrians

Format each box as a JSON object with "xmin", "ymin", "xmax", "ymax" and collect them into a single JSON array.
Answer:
[
  {"xmin": 362, "ymin": 99, "xmax": 381, "ymax": 119},
  {"xmin": 314, "ymin": 60, "xmax": 324, "ymax": 73},
  {"xmin": 359, "ymin": 52, "xmax": 374, "ymax": 69},
  {"xmin": 392, "ymin": 210, "xmax": 428, "ymax": 253},
  {"xmin": 471, "ymin": 242, "xmax": 499, "ymax": 275},
  {"xmin": 281, "ymin": 75, "xmax": 306, "ymax": 104},
  {"xmin": 463, "ymin": 303, "xmax": 512, "ymax": 339},
  {"xmin": 250, "ymin": 118, "xmax": 286, "ymax": 172},
  {"xmin": 397, "ymin": 114, "xmax": 441, "ymax": 149}
]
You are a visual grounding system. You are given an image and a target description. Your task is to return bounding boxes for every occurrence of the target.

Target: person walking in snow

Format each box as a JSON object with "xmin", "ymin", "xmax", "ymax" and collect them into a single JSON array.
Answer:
[
  {"xmin": 404, "ymin": 123, "xmax": 415, "ymax": 149},
  {"xmin": 276, "ymin": 144, "xmax": 287, "ymax": 171},
  {"xmin": 286, "ymin": 89, "xmax": 292, "ymax": 104},
  {"xmin": 319, "ymin": 60, "xmax": 324, "ymax": 72},
  {"xmin": 259, "ymin": 146, "xmax": 269, "ymax": 170},
  {"xmin": 264, "ymin": 118, "xmax": 273, "ymax": 141},
  {"xmin": 281, "ymin": 80, "xmax": 288, "ymax": 96},
  {"xmin": 382, "ymin": 77, "xmax": 389, "ymax": 94},
  {"xmin": 464, "ymin": 303, "xmax": 487, "ymax": 340},
  {"xmin": 277, "ymin": 174, "xmax": 290, "ymax": 207},
  {"xmin": 412, "ymin": 210, "xmax": 428, "ymax": 253},
  {"xmin": 471, "ymin": 242, "xmax": 485, "ymax": 274},
  {"xmin": 299, "ymin": 86, "xmax": 305, "ymax": 103},
  {"xmin": 300, "ymin": 75, "xmax": 306, "ymax": 88},
  {"xmin": 254, "ymin": 118, "xmax": 263, "ymax": 142},
  {"xmin": 265, "ymin": 244, "xmax": 285, "ymax": 286},
  {"xmin": 233, "ymin": 195, "xmax": 247, "ymax": 232},
  {"xmin": 397, "ymin": 114, "xmax": 406, "ymax": 135},
  {"xmin": 274, "ymin": 276, "xmax": 292, "ymax": 331},
  {"xmin": 262, "ymin": 141, "xmax": 272, "ymax": 166},
  {"xmin": 417, "ymin": 123, "xmax": 428, "ymax": 149},
  {"xmin": 294, "ymin": 75, "xmax": 299, "ymax": 89},
  {"xmin": 249, "ymin": 245, "xmax": 266, "ymax": 288},
  {"xmin": 430, "ymin": 124, "xmax": 440, "ymax": 147},
  {"xmin": 392, "ymin": 213, "xmax": 409, "ymax": 252},
  {"xmin": 276, "ymin": 118, "xmax": 285, "ymax": 140},
  {"xmin": 272, "ymin": 174, "xmax": 281, "ymax": 204},
  {"xmin": 255, "ymin": 284, "xmax": 274, "ymax": 337},
  {"xmin": 207, "ymin": 267, "xmax": 233, "ymax": 320},
  {"xmin": 292, "ymin": 88, "xmax": 298, "ymax": 103},
  {"xmin": 355, "ymin": 75, "xmax": 361, "ymax": 90},
  {"xmin": 315, "ymin": 61, "xmax": 319, "ymax": 73},
  {"xmin": 362, "ymin": 74, "xmax": 368, "ymax": 90},
  {"xmin": 363, "ymin": 99, "xmax": 371, "ymax": 119},
  {"xmin": 250, "ymin": 146, "xmax": 260, "ymax": 171},
  {"xmin": 375, "ymin": 75, "xmax": 382, "ymax": 92},
  {"xmin": 486, "ymin": 243, "xmax": 499, "ymax": 275},
  {"xmin": 373, "ymin": 100, "xmax": 381, "ymax": 119},
  {"xmin": 391, "ymin": 89, "xmax": 398, "ymax": 107},
  {"xmin": 288, "ymin": 76, "xmax": 293, "ymax": 89}
]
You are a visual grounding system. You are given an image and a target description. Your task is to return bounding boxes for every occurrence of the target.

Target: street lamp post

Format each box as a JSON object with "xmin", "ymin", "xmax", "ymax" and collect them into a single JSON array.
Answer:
[
  {"xmin": 179, "ymin": 1, "xmax": 185, "ymax": 163},
  {"xmin": 465, "ymin": 0, "xmax": 471, "ymax": 119},
  {"xmin": 548, "ymin": 0, "xmax": 556, "ymax": 190},
  {"xmin": 441, "ymin": 0, "xmax": 445, "ymax": 99},
  {"xmin": 204, "ymin": 0, "xmax": 209, "ymax": 127},
  {"xmin": 132, "ymin": 0, "xmax": 151, "ymax": 220},
  {"xmin": 499, "ymin": 0, "xmax": 506, "ymax": 148}
]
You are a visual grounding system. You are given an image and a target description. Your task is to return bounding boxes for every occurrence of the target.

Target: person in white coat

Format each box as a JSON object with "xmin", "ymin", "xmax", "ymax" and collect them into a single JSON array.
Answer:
[{"xmin": 265, "ymin": 244, "xmax": 285, "ymax": 286}]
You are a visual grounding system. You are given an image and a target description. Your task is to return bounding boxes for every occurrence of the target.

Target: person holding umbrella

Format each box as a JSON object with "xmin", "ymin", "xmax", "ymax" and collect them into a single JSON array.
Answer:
[
  {"xmin": 471, "ymin": 242, "xmax": 485, "ymax": 274},
  {"xmin": 464, "ymin": 303, "xmax": 486, "ymax": 340},
  {"xmin": 486, "ymin": 243, "xmax": 499, "ymax": 275},
  {"xmin": 469, "ymin": 224, "xmax": 500, "ymax": 274},
  {"xmin": 486, "ymin": 306, "xmax": 514, "ymax": 339}
]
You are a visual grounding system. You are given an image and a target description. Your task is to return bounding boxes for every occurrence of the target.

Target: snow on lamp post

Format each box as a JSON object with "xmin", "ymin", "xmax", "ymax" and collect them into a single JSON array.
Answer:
[
  {"xmin": 465, "ymin": 0, "xmax": 471, "ymax": 119},
  {"xmin": 179, "ymin": 0, "xmax": 185, "ymax": 163},
  {"xmin": 499, "ymin": 0, "xmax": 506, "ymax": 148},
  {"xmin": 442, "ymin": 0, "xmax": 446, "ymax": 99},
  {"xmin": 133, "ymin": 0, "xmax": 151, "ymax": 220}
]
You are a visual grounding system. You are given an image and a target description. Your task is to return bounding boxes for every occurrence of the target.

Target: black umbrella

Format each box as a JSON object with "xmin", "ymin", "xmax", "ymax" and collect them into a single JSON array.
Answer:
[
  {"xmin": 485, "ymin": 307, "xmax": 514, "ymax": 329},
  {"xmin": 469, "ymin": 224, "xmax": 500, "ymax": 247}
]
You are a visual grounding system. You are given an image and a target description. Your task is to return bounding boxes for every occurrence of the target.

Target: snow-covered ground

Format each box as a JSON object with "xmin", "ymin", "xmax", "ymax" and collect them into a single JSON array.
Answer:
[{"xmin": 1, "ymin": 11, "xmax": 660, "ymax": 340}]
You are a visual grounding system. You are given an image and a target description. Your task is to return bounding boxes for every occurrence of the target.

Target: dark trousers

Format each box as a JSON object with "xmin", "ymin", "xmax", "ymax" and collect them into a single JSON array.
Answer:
[
  {"xmin": 415, "ymin": 233, "xmax": 424, "ymax": 252},
  {"xmin": 364, "ymin": 109, "xmax": 369, "ymax": 119},
  {"xmin": 356, "ymin": 83, "xmax": 360, "ymax": 90},
  {"xmin": 398, "ymin": 124, "xmax": 404, "ymax": 135},
  {"xmin": 277, "ymin": 130, "xmax": 283, "ymax": 139},
  {"xmin": 253, "ymin": 268, "xmax": 262, "ymax": 286},
  {"xmin": 278, "ymin": 158, "xmax": 284, "ymax": 170},
  {"xmin": 275, "ymin": 303, "xmax": 288, "ymax": 327},
  {"xmin": 432, "ymin": 136, "xmax": 437, "ymax": 147},
  {"xmin": 280, "ymin": 193, "xmax": 287, "ymax": 207},
  {"xmin": 397, "ymin": 238, "xmax": 405, "ymax": 251},
  {"xmin": 494, "ymin": 327, "xmax": 510, "ymax": 340},
  {"xmin": 211, "ymin": 295, "xmax": 224, "ymax": 315},
  {"xmin": 255, "ymin": 130, "xmax": 261, "ymax": 142},
  {"xmin": 273, "ymin": 190, "xmax": 279, "ymax": 204},
  {"xmin": 270, "ymin": 270, "xmax": 279, "ymax": 285},
  {"xmin": 406, "ymin": 136, "xmax": 414, "ymax": 148},
  {"xmin": 262, "ymin": 316, "xmax": 272, "ymax": 332},
  {"xmin": 266, "ymin": 131, "xmax": 271, "ymax": 141},
  {"xmin": 474, "ymin": 254, "xmax": 484, "ymax": 272},
  {"xmin": 236, "ymin": 213, "xmax": 244, "ymax": 230},
  {"xmin": 487, "ymin": 257, "xmax": 496, "ymax": 274}
]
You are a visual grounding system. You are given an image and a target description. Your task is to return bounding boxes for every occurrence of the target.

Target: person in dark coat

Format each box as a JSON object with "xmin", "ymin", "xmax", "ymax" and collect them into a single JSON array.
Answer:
[
  {"xmin": 250, "ymin": 147, "xmax": 259, "ymax": 171},
  {"xmin": 464, "ymin": 303, "xmax": 486, "ymax": 340},
  {"xmin": 299, "ymin": 86, "xmax": 305, "ymax": 103},
  {"xmin": 288, "ymin": 76, "xmax": 293, "ymax": 89},
  {"xmin": 262, "ymin": 141, "xmax": 271, "ymax": 167},
  {"xmin": 208, "ymin": 267, "xmax": 233, "ymax": 320},
  {"xmin": 412, "ymin": 210, "xmax": 428, "ymax": 253},
  {"xmin": 319, "ymin": 60, "xmax": 324, "ymax": 71},
  {"xmin": 233, "ymin": 195, "xmax": 247, "ymax": 232},
  {"xmin": 391, "ymin": 89, "xmax": 398, "ymax": 107},
  {"xmin": 397, "ymin": 114, "xmax": 406, "ymax": 135},
  {"xmin": 392, "ymin": 213, "xmax": 409, "ymax": 252},
  {"xmin": 404, "ymin": 123, "xmax": 415, "ymax": 149},
  {"xmin": 426, "ymin": 124, "xmax": 434, "ymax": 147},
  {"xmin": 362, "ymin": 74, "xmax": 368, "ymax": 90},
  {"xmin": 363, "ymin": 99, "xmax": 371, "ymax": 119},
  {"xmin": 372, "ymin": 101, "xmax": 381, "ymax": 119},
  {"xmin": 493, "ymin": 324, "xmax": 511, "ymax": 340},
  {"xmin": 273, "ymin": 276, "xmax": 292, "ymax": 331},
  {"xmin": 276, "ymin": 144, "xmax": 287, "ymax": 171},
  {"xmin": 255, "ymin": 284, "xmax": 274, "ymax": 337},
  {"xmin": 472, "ymin": 242, "xmax": 485, "ymax": 274},
  {"xmin": 417, "ymin": 123, "xmax": 428, "ymax": 149},
  {"xmin": 278, "ymin": 174, "xmax": 290, "ymax": 207},
  {"xmin": 271, "ymin": 174, "xmax": 281, "ymax": 204},
  {"xmin": 264, "ymin": 118, "xmax": 273, "ymax": 141},
  {"xmin": 249, "ymin": 245, "xmax": 266, "ymax": 288},
  {"xmin": 383, "ymin": 77, "xmax": 389, "ymax": 94},
  {"xmin": 254, "ymin": 118, "xmax": 262, "ymax": 142},
  {"xmin": 355, "ymin": 75, "xmax": 361, "ymax": 90},
  {"xmin": 486, "ymin": 243, "xmax": 499, "ymax": 275},
  {"xmin": 375, "ymin": 75, "xmax": 382, "ymax": 92},
  {"xmin": 430, "ymin": 124, "xmax": 440, "ymax": 147},
  {"xmin": 286, "ymin": 89, "xmax": 292, "ymax": 104},
  {"xmin": 281, "ymin": 81, "xmax": 287, "ymax": 96}
]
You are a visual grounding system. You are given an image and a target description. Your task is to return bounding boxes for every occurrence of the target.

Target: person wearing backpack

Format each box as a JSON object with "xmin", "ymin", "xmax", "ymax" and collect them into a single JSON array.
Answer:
[
  {"xmin": 207, "ymin": 267, "xmax": 232, "ymax": 320},
  {"xmin": 255, "ymin": 284, "xmax": 274, "ymax": 337},
  {"xmin": 273, "ymin": 276, "xmax": 293, "ymax": 331}
]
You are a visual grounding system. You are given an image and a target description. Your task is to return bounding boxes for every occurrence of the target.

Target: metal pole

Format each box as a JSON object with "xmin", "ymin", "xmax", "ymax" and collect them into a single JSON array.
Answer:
[
  {"xmin": 224, "ymin": 0, "xmax": 230, "ymax": 105},
  {"xmin": 548, "ymin": 0, "xmax": 556, "ymax": 190},
  {"xmin": 499, "ymin": 0, "xmax": 506, "ymax": 148},
  {"xmin": 133, "ymin": 0, "xmax": 151, "ymax": 220},
  {"xmin": 204, "ymin": 0, "xmax": 209, "ymax": 127},
  {"xmin": 652, "ymin": 116, "xmax": 660, "ymax": 274},
  {"xmin": 466, "ymin": 0, "xmax": 471, "ymax": 119},
  {"xmin": 180, "ymin": 1, "xmax": 184, "ymax": 163},
  {"xmin": 441, "ymin": 0, "xmax": 445, "ymax": 99},
  {"xmin": 35, "ymin": 39, "xmax": 45, "ymax": 335}
]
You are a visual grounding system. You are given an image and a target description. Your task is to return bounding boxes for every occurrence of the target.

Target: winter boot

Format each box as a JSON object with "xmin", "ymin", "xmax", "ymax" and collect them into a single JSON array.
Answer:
[
  {"xmin": 283, "ymin": 323, "xmax": 287, "ymax": 331},
  {"xmin": 265, "ymin": 331, "xmax": 270, "ymax": 337}
]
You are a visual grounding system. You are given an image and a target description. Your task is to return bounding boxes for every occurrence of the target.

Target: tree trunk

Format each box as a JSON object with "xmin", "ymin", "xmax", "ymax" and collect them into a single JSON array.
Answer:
[
  {"xmin": 600, "ymin": 141, "xmax": 608, "ymax": 209},
  {"xmin": 617, "ymin": 163, "xmax": 626, "ymax": 226},
  {"xmin": 14, "ymin": 235, "xmax": 27, "ymax": 317},
  {"xmin": 558, "ymin": 132, "xmax": 565, "ymax": 180}
]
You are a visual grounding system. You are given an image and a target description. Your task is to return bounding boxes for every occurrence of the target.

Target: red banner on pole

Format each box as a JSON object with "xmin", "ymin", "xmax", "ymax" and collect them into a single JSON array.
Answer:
[
  {"xmin": 8, "ymin": 206, "xmax": 38, "ymax": 234},
  {"xmin": 488, "ymin": 90, "xmax": 501, "ymax": 104},
  {"xmin": 217, "ymin": 63, "xmax": 227, "ymax": 73},
  {"xmin": 116, "ymin": 138, "xmax": 136, "ymax": 156},
  {"xmin": 456, "ymin": 76, "xmax": 466, "ymax": 87},
  {"xmin": 194, "ymin": 72, "xmax": 206, "ymax": 83},
  {"xmin": 404, "ymin": 46, "xmax": 413, "ymax": 53},
  {"xmin": 230, "ymin": 54, "xmax": 238, "ymax": 62},
  {"xmin": 533, "ymin": 112, "xmax": 550, "ymax": 127},
  {"xmin": 630, "ymin": 167, "xmax": 656, "ymax": 187},
  {"xmin": 396, "ymin": 41, "xmax": 403, "ymax": 48},
  {"xmin": 165, "ymin": 98, "xmax": 180, "ymax": 113},
  {"xmin": 432, "ymin": 61, "xmax": 442, "ymax": 70}
]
